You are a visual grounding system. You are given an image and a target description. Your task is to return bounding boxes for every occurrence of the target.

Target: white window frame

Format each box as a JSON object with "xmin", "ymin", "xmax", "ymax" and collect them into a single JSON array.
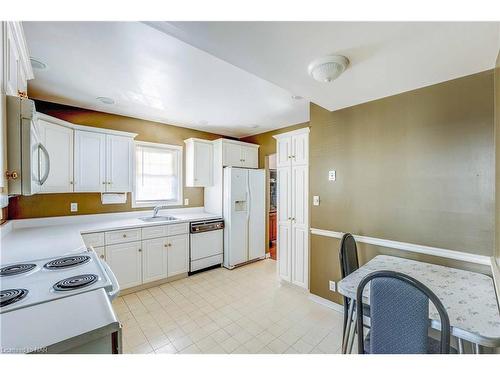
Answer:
[{"xmin": 132, "ymin": 141, "xmax": 183, "ymax": 208}]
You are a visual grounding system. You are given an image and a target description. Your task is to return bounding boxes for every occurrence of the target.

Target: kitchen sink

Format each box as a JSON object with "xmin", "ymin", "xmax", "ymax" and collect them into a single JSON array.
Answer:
[{"xmin": 139, "ymin": 216, "xmax": 178, "ymax": 222}]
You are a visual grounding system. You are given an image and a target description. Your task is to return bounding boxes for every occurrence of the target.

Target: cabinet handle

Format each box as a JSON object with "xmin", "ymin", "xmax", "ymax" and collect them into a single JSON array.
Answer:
[
  {"xmin": 102, "ymin": 182, "xmax": 106, "ymax": 185},
  {"xmin": 122, "ymin": 234, "xmax": 127, "ymax": 238},
  {"xmin": 138, "ymin": 248, "xmax": 142, "ymax": 252},
  {"xmin": 69, "ymin": 181, "xmax": 74, "ymax": 185},
  {"xmin": 99, "ymin": 254, "xmax": 105, "ymax": 259},
  {"xmin": 164, "ymin": 244, "xmax": 168, "ymax": 248}
]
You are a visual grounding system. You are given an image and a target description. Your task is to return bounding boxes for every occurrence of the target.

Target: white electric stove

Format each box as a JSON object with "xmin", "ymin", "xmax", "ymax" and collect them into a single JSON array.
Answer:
[{"xmin": 0, "ymin": 250, "xmax": 119, "ymax": 314}]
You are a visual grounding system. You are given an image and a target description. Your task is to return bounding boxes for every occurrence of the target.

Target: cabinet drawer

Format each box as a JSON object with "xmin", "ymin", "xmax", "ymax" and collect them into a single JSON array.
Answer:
[
  {"xmin": 105, "ymin": 228, "xmax": 141, "ymax": 245},
  {"xmin": 81, "ymin": 232, "xmax": 105, "ymax": 248},
  {"xmin": 167, "ymin": 223, "xmax": 189, "ymax": 236},
  {"xmin": 142, "ymin": 225, "xmax": 168, "ymax": 240}
]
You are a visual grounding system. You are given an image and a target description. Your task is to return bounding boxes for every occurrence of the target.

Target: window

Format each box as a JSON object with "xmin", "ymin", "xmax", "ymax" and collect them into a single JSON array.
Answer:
[{"xmin": 133, "ymin": 141, "xmax": 183, "ymax": 208}]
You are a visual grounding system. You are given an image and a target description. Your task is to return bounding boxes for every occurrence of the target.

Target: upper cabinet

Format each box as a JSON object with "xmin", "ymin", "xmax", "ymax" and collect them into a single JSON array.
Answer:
[
  {"xmin": 185, "ymin": 138, "xmax": 213, "ymax": 187},
  {"xmin": 2, "ymin": 22, "xmax": 34, "ymax": 97},
  {"xmin": 74, "ymin": 131, "xmax": 133, "ymax": 193},
  {"xmin": 221, "ymin": 139, "xmax": 259, "ymax": 168},
  {"xmin": 275, "ymin": 129, "xmax": 309, "ymax": 168}
]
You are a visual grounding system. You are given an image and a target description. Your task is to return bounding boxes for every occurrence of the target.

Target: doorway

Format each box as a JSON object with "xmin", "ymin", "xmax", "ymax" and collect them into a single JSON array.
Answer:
[{"xmin": 267, "ymin": 154, "xmax": 277, "ymax": 260}]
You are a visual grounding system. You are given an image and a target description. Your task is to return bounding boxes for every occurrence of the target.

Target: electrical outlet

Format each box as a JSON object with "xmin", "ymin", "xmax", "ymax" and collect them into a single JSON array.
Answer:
[
  {"xmin": 328, "ymin": 170, "xmax": 336, "ymax": 181},
  {"xmin": 70, "ymin": 202, "xmax": 78, "ymax": 212},
  {"xmin": 184, "ymin": 198, "xmax": 189, "ymax": 206},
  {"xmin": 329, "ymin": 280, "xmax": 336, "ymax": 292}
]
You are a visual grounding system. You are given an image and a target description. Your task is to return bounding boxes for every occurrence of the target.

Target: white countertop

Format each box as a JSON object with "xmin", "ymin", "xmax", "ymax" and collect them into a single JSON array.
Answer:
[{"xmin": 0, "ymin": 207, "xmax": 221, "ymax": 264}]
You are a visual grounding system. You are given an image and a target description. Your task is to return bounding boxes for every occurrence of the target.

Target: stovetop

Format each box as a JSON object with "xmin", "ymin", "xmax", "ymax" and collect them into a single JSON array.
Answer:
[{"xmin": 0, "ymin": 251, "xmax": 112, "ymax": 314}]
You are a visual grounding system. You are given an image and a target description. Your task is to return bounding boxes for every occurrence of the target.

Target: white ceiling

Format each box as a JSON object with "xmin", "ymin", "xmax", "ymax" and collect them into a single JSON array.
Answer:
[
  {"xmin": 158, "ymin": 21, "xmax": 500, "ymax": 111},
  {"xmin": 22, "ymin": 22, "xmax": 309, "ymax": 138},
  {"xmin": 23, "ymin": 22, "xmax": 499, "ymax": 138}
]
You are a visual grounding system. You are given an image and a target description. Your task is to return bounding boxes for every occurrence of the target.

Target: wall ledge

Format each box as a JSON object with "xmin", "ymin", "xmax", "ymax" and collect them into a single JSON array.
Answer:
[{"xmin": 310, "ymin": 227, "xmax": 491, "ymax": 266}]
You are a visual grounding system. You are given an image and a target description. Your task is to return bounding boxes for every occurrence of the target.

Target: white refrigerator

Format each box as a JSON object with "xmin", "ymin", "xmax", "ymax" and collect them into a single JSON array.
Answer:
[{"xmin": 223, "ymin": 167, "xmax": 266, "ymax": 269}]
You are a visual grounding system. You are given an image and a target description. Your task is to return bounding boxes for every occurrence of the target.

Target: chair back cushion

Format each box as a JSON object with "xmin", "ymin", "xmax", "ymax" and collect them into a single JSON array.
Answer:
[{"xmin": 370, "ymin": 277, "xmax": 429, "ymax": 354}]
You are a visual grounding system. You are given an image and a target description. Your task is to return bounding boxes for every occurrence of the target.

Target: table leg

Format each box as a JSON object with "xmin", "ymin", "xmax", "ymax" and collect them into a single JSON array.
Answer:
[
  {"xmin": 457, "ymin": 338, "xmax": 464, "ymax": 354},
  {"xmin": 342, "ymin": 301, "xmax": 354, "ymax": 354},
  {"xmin": 473, "ymin": 343, "xmax": 480, "ymax": 354}
]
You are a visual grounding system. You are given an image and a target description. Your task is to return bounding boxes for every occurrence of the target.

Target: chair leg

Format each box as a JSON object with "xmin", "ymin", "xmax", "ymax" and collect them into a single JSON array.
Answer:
[
  {"xmin": 347, "ymin": 310, "xmax": 357, "ymax": 354},
  {"xmin": 342, "ymin": 301, "xmax": 354, "ymax": 354}
]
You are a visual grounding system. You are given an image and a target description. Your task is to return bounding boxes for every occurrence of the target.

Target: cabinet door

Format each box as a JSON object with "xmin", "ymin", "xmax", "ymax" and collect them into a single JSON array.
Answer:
[
  {"xmin": 277, "ymin": 166, "xmax": 292, "ymax": 281},
  {"xmin": 193, "ymin": 141, "xmax": 213, "ymax": 186},
  {"xmin": 276, "ymin": 137, "xmax": 292, "ymax": 168},
  {"xmin": 105, "ymin": 241, "xmax": 142, "ymax": 289},
  {"xmin": 142, "ymin": 237, "xmax": 169, "ymax": 283},
  {"xmin": 241, "ymin": 145, "xmax": 258, "ymax": 168},
  {"xmin": 223, "ymin": 142, "xmax": 242, "ymax": 167},
  {"xmin": 38, "ymin": 120, "xmax": 74, "ymax": 193},
  {"xmin": 4, "ymin": 25, "xmax": 19, "ymax": 96},
  {"xmin": 291, "ymin": 165, "xmax": 309, "ymax": 288},
  {"xmin": 292, "ymin": 133, "xmax": 309, "ymax": 166},
  {"xmin": 74, "ymin": 130, "xmax": 106, "ymax": 192},
  {"xmin": 167, "ymin": 234, "xmax": 189, "ymax": 277},
  {"xmin": 106, "ymin": 135, "xmax": 133, "ymax": 192}
]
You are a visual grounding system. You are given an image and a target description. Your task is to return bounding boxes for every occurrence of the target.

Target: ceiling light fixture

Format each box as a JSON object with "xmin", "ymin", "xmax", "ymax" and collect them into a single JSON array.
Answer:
[
  {"xmin": 30, "ymin": 58, "xmax": 48, "ymax": 71},
  {"xmin": 291, "ymin": 95, "xmax": 303, "ymax": 100},
  {"xmin": 308, "ymin": 55, "xmax": 349, "ymax": 83},
  {"xmin": 96, "ymin": 96, "xmax": 115, "ymax": 105}
]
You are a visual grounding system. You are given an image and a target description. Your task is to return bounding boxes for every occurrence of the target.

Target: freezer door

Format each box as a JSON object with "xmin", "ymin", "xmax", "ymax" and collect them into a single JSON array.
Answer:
[
  {"xmin": 248, "ymin": 169, "xmax": 265, "ymax": 261},
  {"xmin": 223, "ymin": 167, "xmax": 249, "ymax": 267}
]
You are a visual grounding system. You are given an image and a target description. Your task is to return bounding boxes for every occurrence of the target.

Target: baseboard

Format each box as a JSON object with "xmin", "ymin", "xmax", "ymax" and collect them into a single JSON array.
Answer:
[
  {"xmin": 308, "ymin": 293, "xmax": 344, "ymax": 314},
  {"xmin": 265, "ymin": 253, "xmax": 271, "ymax": 259}
]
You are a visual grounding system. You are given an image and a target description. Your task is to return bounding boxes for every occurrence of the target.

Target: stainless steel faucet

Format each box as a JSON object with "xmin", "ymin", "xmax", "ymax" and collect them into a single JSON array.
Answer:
[{"xmin": 152, "ymin": 205, "xmax": 168, "ymax": 217}]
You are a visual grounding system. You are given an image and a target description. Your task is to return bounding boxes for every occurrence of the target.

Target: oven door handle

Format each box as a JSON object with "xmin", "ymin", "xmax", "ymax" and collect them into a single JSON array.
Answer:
[{"xmin": 100, "ymin": 259, "xmax": 120, "ymax": 301}]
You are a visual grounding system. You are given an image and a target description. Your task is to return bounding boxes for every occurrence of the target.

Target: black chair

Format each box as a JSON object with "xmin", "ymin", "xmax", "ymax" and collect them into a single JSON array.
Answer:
[
  {"xmin": 355, "ymin": 270, "xmax": 451, "ymax": 354},
  {"xmin": 339, "ymin": 233, "xmax": 362, "ymax": 352}
]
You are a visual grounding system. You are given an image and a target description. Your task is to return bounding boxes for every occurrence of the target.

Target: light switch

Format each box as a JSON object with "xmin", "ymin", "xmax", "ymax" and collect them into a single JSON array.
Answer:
[
  {"xmin": 328, "ymin": 170, "xmax": 336, "ymax": 181},
  {"xmin": 313, "ymin": 196, "xmax": 320, "ymax": 206},
  {"xmin": 329, "ymin": 281, "xmax": 336, "ymax": 292},
  {"xmin": 184, "ymin": 198, "xmax": 189, "ymax": 206},
  {"xmin": 70, "ymin": 203, "xmax": 78, "ymax": 212}
]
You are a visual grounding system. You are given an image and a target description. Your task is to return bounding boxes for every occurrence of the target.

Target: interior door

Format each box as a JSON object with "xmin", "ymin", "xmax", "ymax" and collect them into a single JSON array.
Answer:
[
  {"xmin": 276, "ymin": 136, "xmax": 292, "ymax": 168},
  {"xmin": 248, "ymin": 169, "xmax": 265, "ymax": 260},
  {"xmin": 105, "ymin": 241, "xmax": 142, "ymax": 289},
  {"xmin": 224, "ymin": 167, "xmax": 249, "ymax": 267},
  {"xmin": 106, "ymin": 135, "xmax": 132, "ymax": 192},
  {"xmin": 167, "ymin": 234, "xmax": 189, "ymax": 277},
  {"xmin": 277, "ymin": 166, "xmax": 292, "ymax": 281},
  {"xmin": 142, "ymin": 237, "xmax": 168, "ymax": 283},
  {"xmin": 74, "ymin": 130, "xmax": 106, "ymax": 192},
  {"xmin": 38, "ymin": 120, "xmax": 74, "ymax": 193},
  {"xmin": 291, "ymin": 165, "xmax": 309, "ymax": 288}
]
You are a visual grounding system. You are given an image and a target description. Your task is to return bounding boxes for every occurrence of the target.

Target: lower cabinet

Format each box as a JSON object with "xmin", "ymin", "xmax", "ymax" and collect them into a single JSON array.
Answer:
[
  {"xmin": 104, "ymin": 233, "xmax": 189, "ymax": 290},
  {"xmin": 105, "ymin": 241, "xmax": 142, "ymax": 289}
]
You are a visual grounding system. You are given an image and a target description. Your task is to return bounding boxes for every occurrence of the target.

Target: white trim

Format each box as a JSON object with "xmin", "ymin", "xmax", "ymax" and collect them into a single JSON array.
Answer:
[
  {"xmin": 36, "ymin": 113, "xmax": 138, "ymax": 138},
  {"xmin": 272, "ymin": 127, "xmax": 310, "ymax": 140},
  {"xmin": 132, "ymin": 141, "xmax": 183, "ymax": 208},
  {"xmin": 308, "ymin": 293, "xmax": 344, "ymax": 314},
  {"xmin": 8, "ymin": 22, "xmax": 34, "ymax": 80},
  {"xmin": 213, "ymin": 138, "xmax": 260, "ymax": 148},
  {"xmin": 184, "ymin": 137, "xmax": 214, "ymax": 145},
  {"xmin": 491, "ymin": 257, "xmax": 500, "ymax": 311},
  {"xmin": 310, "ymin": 227, "xmax": 491, "ymax": 266}
]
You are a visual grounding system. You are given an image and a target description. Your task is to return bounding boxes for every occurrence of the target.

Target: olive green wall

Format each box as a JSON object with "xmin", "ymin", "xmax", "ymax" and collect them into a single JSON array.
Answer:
[
  {"xmin": 309, "ymin": 71, "xmax": 494, "ymax": 303},
  {"xmin": 495, "ymin": 51, "xmax": 500, "ymax": 266},
  {"xmin": 8, "ymin": 101, "xmax": 225, "ymax": 219}
]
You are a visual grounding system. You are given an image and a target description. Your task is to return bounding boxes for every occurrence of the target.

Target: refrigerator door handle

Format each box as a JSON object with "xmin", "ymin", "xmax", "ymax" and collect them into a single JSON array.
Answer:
[{"xmin": 246, "ymin": 176, "xmax": 251, "ymax": 260}]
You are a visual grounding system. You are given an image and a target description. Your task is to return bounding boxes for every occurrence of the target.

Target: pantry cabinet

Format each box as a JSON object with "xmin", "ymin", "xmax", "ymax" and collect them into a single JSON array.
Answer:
[
  {"xmin": 184, "ymin": 138, "xmax": 213, "ymax": 187},
  {"xmin": 38, "ymin": 119, "xmax": 74, "ymax": 193},
  {"xmin": 274, "ymin": 128, "xmax": 309, "ymax": 289}
]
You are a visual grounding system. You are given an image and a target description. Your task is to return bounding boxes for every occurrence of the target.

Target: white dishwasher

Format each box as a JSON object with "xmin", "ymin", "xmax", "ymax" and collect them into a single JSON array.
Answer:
[{"xmin": 189, "ymin": 219, "xmax": 224, "ymax": 274}]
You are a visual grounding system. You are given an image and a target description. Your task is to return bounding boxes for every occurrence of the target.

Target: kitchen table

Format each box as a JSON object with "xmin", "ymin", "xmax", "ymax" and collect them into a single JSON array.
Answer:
[{"xmin": 337, "ymin": 255, "xmax": 500, "ymax": 354}]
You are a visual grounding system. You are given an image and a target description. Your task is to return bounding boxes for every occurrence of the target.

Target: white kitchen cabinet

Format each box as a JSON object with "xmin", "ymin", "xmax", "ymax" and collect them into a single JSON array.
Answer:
[
  {"xmin": 106, "ymin": 134, "xmax": 133, "ymax": 192},
  {"xmin": 74, "ymin": 130, "xmax": 106, "ymax": 192},
  {"xmin": 221, "ymin": 139, "xmax": 259, "ymax": 168},
  {"xmin": 184, "ymin": 138, "xmax": 213, "ymax": 187},
  {"xmin": 273, "ymin": 128, "xmax": 309, "ymax": 289},
  {"xmin": 74, "ymin": 131, "xmax": 133, "ymax": 193},
  {"xmin": 167, "ymin": 234, "xmax": 189, "ymax": 277},
  {"xmin": 37, "ymin": 119, "xmax": 74, "ymax": 193},
  {"xmin": 105, "ymin": 241, "xmax": 142, "ymax": 289},
  {"xmin": 142, "ymin": 237, "xmax": 169, "ymax": 283},
  {"xmin": 93, "ymin": 246, "xmax": 105, "ymax": 260}
]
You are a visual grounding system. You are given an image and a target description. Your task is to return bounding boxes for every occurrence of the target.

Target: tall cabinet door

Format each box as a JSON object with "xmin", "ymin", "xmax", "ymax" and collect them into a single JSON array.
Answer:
[
  {"xmin": 38, "ymin": 120, "xmax": 74, "ymax": 193},
  {"xmin": 142, "ymin": 237, "xmax": 168, "ymax": 283},
  {"xmin": 276, "ymin": 137, "xmax": 292, "ymax": 168},
  {"xmin": 106, "ymin": 135, "xmax": 133, "ymax": 192},
  {"xmin": 74, "ymin": 130, "xmax": 106, "ymax": 192},
  {"xmin": 291, "ymin": 165, "xmax": 309, "ymax": 288},
  {"xmin": 292, "ymin": 132, "xmax": 309, "ymax": 166},
  {"xmin": 277, "ymin": 166, "xmax": 292, "ymax": 282}
]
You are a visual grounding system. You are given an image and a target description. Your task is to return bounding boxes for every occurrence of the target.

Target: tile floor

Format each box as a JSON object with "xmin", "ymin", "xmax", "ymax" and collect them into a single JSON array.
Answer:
[{"xmin": 112, "ymin": 259, "xmax": 345, "ymax": 354}]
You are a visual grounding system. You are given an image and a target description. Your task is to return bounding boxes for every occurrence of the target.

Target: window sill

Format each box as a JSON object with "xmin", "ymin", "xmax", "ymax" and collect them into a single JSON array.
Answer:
[{"xmin": 131, "ymin": 200, "xmax": 183, "ymax": 209}]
